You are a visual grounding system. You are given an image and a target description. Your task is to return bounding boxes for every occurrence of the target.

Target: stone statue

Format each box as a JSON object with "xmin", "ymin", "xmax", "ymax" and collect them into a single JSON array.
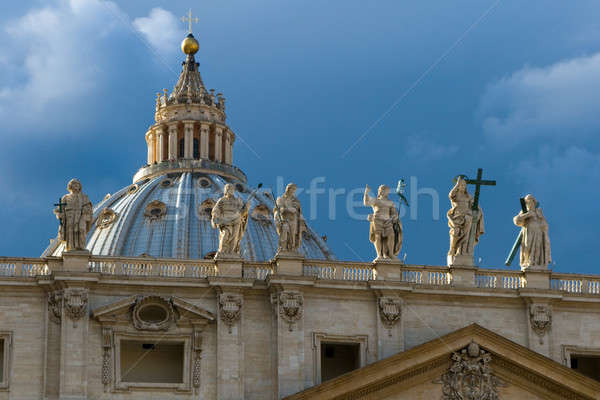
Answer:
[
  {"xmin": 513, "ymin": 194, "xmax": 551, "ymax": 269},
  {"xmin": 274, "ymin": 183, "xmax": 305, "ymax": 255},
  {"xmin": 54, "ymin": 179, "xmax": 93, "ymax": 251},
  {"xmin": 211, "ymin": 183, "xmax": 250, "ymax": 259},
  {"xmin": 447, "ymin": 177, "xmax": 484, "ymax": 264},
  {"xmin": 363, "ymin": 184, "xmax": 402, "ymax": 262}
]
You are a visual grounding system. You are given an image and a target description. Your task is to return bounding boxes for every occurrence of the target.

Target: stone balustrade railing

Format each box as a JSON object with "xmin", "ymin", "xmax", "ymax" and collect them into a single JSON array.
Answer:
[
  {"xmin": 88, "ymin": 256, "xmax": 217, "ymax": 278},
  {"xmin": 0, "ymin": 257, "xmax": 50, "ymax": 277},
  {"xmin": 1, "ymin": 255, "xmax": 600, "ymax": 296}
]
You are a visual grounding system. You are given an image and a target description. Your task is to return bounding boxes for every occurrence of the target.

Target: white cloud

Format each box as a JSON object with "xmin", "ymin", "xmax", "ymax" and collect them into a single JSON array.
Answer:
[
  {"xmin": 0, "ymin": 0, "xmax": 130, "ymax": 131},
  {"xmin": 479, "ymin": 52, "xmax": 600, "ymax": 145},
  {"xmin": 405, "ymin": 135, "xmax": 459, "ymax": 161},
  {"xmin": 133, "ymin": 8, "xmax": 181, "ymax": 55}
]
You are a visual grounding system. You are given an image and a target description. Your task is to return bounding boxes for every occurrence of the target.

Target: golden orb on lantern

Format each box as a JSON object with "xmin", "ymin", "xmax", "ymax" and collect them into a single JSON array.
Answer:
[{"xmin": 181, "ymin": 34, "xmax": 199, "ymax": 55}]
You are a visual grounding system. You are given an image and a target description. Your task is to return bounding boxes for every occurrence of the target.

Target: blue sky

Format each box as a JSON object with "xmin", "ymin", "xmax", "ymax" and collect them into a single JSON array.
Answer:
[{"xmin": 1, "ymin": 0, "xmax": 599, "ymax": 273}]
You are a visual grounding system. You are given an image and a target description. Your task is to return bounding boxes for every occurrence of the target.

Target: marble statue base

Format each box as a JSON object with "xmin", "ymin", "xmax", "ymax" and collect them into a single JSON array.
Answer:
[{"xmin": 447, "ymin": 253, "xmax": 474, "ymax": 267}]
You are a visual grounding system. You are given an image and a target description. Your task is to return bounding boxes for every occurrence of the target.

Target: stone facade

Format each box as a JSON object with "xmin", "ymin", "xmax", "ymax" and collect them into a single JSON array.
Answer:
[{"xmin": 0, "ymin": 255, "xmax": 600, "ymax": 399}]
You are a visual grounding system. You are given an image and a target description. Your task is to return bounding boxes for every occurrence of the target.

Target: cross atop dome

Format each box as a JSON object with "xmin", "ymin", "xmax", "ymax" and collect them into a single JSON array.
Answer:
[{"xmin": 181, "ymin": 9, "xmax": 199, "ymax": 34}]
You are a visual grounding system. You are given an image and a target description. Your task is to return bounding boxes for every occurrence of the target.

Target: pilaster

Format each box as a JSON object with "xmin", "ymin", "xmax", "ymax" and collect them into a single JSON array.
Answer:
[
  {"xmin": 59, "ymin": 286, "xmax": 89, "ymax": 400},
  {"xmin": 146, "ymin": 131, "xmax": 154, "ymax": 164},
  {"xmin": 216, "ymin": 290, "xmax": 244, "ymax": 400},
  {"xmin": 184, "ymin": 121, "xmax": 194, "ymax": 159},
  {"xmin": 224, "ymin": 130, "xmax": 232, "ymax": 164},
  {"xmin": 167, "ymin": 122, "xmax": 178, "ymax": 160},
  {"xmin": 271, "ymin": 288, "xmax": 305, "ymax": 399},
  {"xmin": 215, "ymin": 127, "xmax": 223, "ymax": 162},
  {"xmin": 156, "ymin": 126, "xmax": 166, "ymax": 162},
  {"xmin": 200, "ymin": 123, "xmax": 209, "ymax": 159},
  {"xmin": 273, "ymin": 254, "xmax": 304, "ymax": 276},
  {"xmin": 374, "ymin": 294, "xmax": 403, "ymax": 359}
]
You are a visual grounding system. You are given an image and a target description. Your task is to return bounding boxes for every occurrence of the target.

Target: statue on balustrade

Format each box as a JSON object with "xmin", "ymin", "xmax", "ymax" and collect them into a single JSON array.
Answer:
[
  {"xmin": 54, "ymin": 179, "xmax": 93, "ymax": 251},
  {"xmin": 274, "ymin": 183, "xmax": 305, "ymax": 256},
  {"xmin": 211, "ymin": 183, "xmax": 250, "ymax": 259},
  {"xmin": 363, "ymin": 184, "xmax": 402, "ymax": 262},
  {"xmin": 447, "ymin": 176, "xmax": 484, "ymax": 264},
  {"xmin": 513, "ymin": 194, "xmax": 551, "ymax": 269}
]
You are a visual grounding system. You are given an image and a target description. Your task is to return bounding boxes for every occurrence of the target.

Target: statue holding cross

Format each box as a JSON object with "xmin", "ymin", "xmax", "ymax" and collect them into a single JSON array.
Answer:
[{"xmin": 447, "ymin": 168, "xmax": 496, "ymax": 267}]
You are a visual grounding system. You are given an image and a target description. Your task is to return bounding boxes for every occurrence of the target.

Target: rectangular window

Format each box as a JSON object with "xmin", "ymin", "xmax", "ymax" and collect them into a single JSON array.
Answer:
[
  {"xmin": 571, "ymin": 355, "xmax": 600, "ymax": 381},
  {"xmin": 320, "ymin": 342, "xmax": 360, "ymax": 382},
  {"xmin": 0, "ymin": 332, "xmax": 11, "ymax": 390},
  {"xmin": 120, "ymin": 340, "xmax": 184, "ymax": 384}
]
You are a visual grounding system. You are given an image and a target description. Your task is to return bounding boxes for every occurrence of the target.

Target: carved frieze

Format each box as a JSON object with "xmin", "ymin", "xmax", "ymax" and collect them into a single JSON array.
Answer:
[
  {"xmin": 193, "ymin": 329, "xmax": 203, "ymax": 388},
  {"xmin": 63, "ymin": 288, "xmax": 88, "ymax": 327},
  {"xmin": 378, "ymin": 297, "xmax": 402, "ymax": 334},
  {"xmin": 439, "ymin": 342, "xmax": 501, "ymax": 400},
  {"xmin": 529, "ymin": 304, "xmax": 552, "ymax": 343},
  {"xmin": 276, "ymin": 291, "xmax": 304, "ymax": 332},
  {"xmin": 102, "ymin": 327, "xmax": 113, "ymax": 388},
  {"xmin": 218, "ymin": 293, "xmax": 242, "ymax": 334}
]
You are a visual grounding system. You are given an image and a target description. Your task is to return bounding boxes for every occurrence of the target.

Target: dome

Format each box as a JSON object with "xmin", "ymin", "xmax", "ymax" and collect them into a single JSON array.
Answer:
[
  {"xmin": 45, "ymin": 170, "xmax": 333, "ymax": 261},
  {"xmin": 43, "ymin": 32, "xmax": 334, "ymax": 262}
]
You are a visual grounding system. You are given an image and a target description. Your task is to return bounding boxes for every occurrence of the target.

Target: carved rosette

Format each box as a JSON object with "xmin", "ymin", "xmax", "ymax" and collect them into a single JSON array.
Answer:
[
  {"xmin": 132, "ymin": 296, "xmax": 175, "ymax": 331},
  {"xmin": 529, "ymin": 304, "xmax": 552, "ymax": 343},
  {"xmin": 63, "ymin": 289, "xmax": 88, "ymax": 327},
  {"xmin": 218, "ymin": 293, "xmax": 242, "ymax": 334},
  {"xmin": 439, "ymin": 342, "xmax": 500, "ymax": 400},
  {"xmin": 277, "ymin": 291, "xmax": 304, "ymax": 332},
  {"xmin": 47, "ymin": 291, "xmax": 63, "ymax": 324},
  {"xmin": 378, "ymin": 297, "xmax": 402, "ymax": 334}
]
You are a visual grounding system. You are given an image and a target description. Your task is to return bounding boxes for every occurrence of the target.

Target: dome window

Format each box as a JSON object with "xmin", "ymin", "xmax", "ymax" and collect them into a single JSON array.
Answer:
[
  {"xmin": 198, "ymin": 177, "xmax": 212, "ymax": 188},
  {"xmin": 251, "ymin": 204, "xmax": 272, "ymax": 222},
  {"xmin": 97, "ymin": 208, "xmax": 117, "ymax": 229},
  {"xmin": 198, "ymin": 199, "xmax": 215, "ymax": 219},
  {"xmin": 144, "ymin": 200, "xmax": 167, "ymax": 221},
  {"xmin": 127, "ymin": 184, "xmax": 139, "ymax": 195},
  {"xmin": 235, "ymin": 183, "xmax": 245, "ymax": 193},
  {"xmin": 203, "ymin": 251, "xmax": 217, "ymax": 259},
  {"xmin": 160, "ymin": 179, "xmax": 173, "ymax": 188}
]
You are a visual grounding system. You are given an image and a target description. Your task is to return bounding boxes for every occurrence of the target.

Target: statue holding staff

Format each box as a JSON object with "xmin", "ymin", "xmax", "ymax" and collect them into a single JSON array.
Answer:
[
  {"xmin": 54, "ymin": 179, "xmax": 93, "ymax": 251},
  {"xmin": 512, "ymin": 194, "xmax": 551, "ymax": 269},
  {"xmin": 274, "ymin": 183, "xmax": 305, "ymax": 255}
]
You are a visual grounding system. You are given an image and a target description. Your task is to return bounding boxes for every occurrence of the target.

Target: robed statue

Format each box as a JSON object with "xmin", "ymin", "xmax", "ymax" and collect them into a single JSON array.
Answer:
[
  {"xmin": 211, "ymin": 183, "xmax": 250, "ymax": 258},
  {"xmin": 274, "ymin": 183, "xmax": 305, "ymax": 255},
  {"xmin": 513, "ymin": 194, "xmax": 551, "ymax": 268},
  {"xmin": 447, "ymin": 176, "xmax": 484, "ymax": 262},
  {"xmin": 54, "ymin": 179, "xmax": 93, "ymax": 251},
  {"xmin": 363, "ymin": 184, "xmax": 402, "ymax": 262}
]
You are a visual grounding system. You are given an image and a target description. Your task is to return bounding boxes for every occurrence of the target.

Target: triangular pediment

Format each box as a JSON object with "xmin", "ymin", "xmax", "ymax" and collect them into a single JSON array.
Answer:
[
  {"xmin": 92, "ymin": 295, "xmax": 214, "ymax": 327},
  {"xmin": 285, "ymin": 324, "xmax": 600, "ymax": 400}
]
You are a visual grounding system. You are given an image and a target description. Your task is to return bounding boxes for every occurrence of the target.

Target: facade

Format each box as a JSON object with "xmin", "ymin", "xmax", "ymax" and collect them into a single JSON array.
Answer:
[{"xmin": 0, "ymin": 33, "xmax": 600, "ymax": 400}]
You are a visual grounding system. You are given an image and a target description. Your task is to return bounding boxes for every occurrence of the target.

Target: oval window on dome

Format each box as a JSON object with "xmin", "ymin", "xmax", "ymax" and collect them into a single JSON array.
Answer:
[
  {"xmin": 144, "ymin": 200, "xmax": 167, "ymax": 221},
  {"xmin": 198, "ymin": 177, "xmax": 212, "ymax": 188},
  {"xmin": 161, "ymin": 179, "xmax": 173, "ymax": 188}
]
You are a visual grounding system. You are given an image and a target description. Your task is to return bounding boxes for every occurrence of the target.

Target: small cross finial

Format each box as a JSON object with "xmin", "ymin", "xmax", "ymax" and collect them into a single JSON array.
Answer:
[{"xmin": 181, "ymin": 9, "xmax": 199, "ymax": 33}]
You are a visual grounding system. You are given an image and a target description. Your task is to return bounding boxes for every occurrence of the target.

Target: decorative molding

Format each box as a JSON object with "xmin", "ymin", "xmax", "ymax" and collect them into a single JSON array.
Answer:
[
  {"xmin": 378, "ymin": 297, "xmax": 402, "ymax": 334},
  {"xmin": 102, "ymin": 327, "xmax": 113, "ymax": 388},
  {"xmin": 0, "ymin": 332, "xmax": 13, "ymax": 390},
  {"xmin": 132, "ymin": 296, "xmax": 175, "ymax": 331},
  {"xmin": 63, "ymin": 288, "xmax": 88, "ymax": 328},
  {"xmin": 97, "ymin": 208, "xmax": 118, "ymax": 229},
  {"xmin": 192, "ymin": 328, "xmax": 203, "ymax": 388},
  {"xmin": 47, "ymin": 291, "xmax": 62, "ymax": 324},
  {"xmin": 277, "ymin": 291, "xmax": 303, "ymax": 332},
  {"xmin": 438, "ymin": 341, "xmax": 501, "ymax": 400},
  {"xmin": 218, "ymin": 293, "xmax": 242, "ymax": 334},
  {"xmin": 529, "ymin": 304, "xmax": 552, "ymax": 343}
]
